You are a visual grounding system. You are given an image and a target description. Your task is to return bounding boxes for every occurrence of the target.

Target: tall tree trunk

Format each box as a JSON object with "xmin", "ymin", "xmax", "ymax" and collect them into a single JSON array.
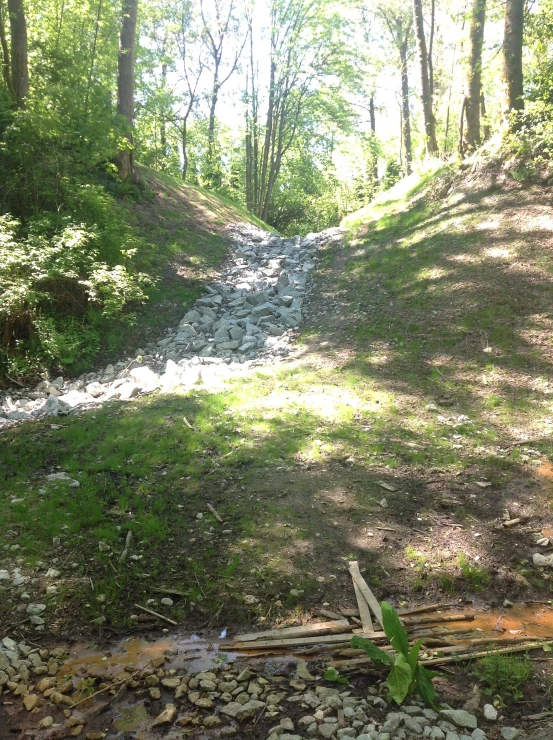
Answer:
[
  {"xmin": 480, "ymin": 93, "xmax": 490, "ymax": 140},
  {"xmin": 206, "ymin": 65, "xmax": 220, "ymax": 187},
  {"xmin": 502, "ymin": 0, "xmax": 524, "ymax": 120},
  {"xmin": 160, "ymin": 62, "xmax": 167, "ymax": 164},
  {"xmin": 412, "ymin": 0, "xmax": 438, "ymax": 155},
  {"xmin": 400, "ymin": 43, "xmax": 413, "ymax": 174},
  {"xmin": 117, "ymin": 0, "xmax": 138, "ymax": 181},
  {"xmin": 369, "ymin": 94, "xmax": 378, "ymax": 183},
  {"xmin": 464, "ymin": 0, "xmax": 486, "ymax": 150},
  {"xmin": 181, "ymin": 118, "xmax": 189, "ymax": 181},
  {"xmin": 7, "ymin": 0, "xmax": 29, "ymax": 108},
  {"xmin": 0, "ymin": 0, "xmax": 15, "ymax": 100},
  {"xmin": 84, "ymin": 0, "xmax": 103, "ymax": 113}
]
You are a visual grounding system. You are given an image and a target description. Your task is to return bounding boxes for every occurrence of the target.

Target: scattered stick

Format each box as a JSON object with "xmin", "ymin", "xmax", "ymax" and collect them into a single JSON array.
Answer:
[
  {"xmin": 227, "ymin": 631, "xmax": 385, "ymax": 651},
  {"xmin": 399, "ymin": 603, "xmax": 456, "ymax": 617},
  {"xmin": 252, "ymin": 702, "xmax": 267, "ymax": 728},
  {"xmin": 375, "ymin": 526, "xmax": 396, "ymax": 532},
  {"xmin": 133, "ymin": 603, "xmax": 178, "ymax": 626},
  {"xmin": 153, "ymin": 587, "xmax": 187, "ymax": 597},
  {"xmin": 352, "ymin": 576, "xmax": 374, "ymax": 633},
  {"xmin": 71, "ymin": 666, "xmax": 143, "ymax": 708},
  {"xmin": 234, "ymin": 620, "xmax": 351, "ymax": 643},
  {"xmin": 402, "ymin": 613, "xmax": 475, "ymax": 627},
  {"xmin": 421, "ymin": 642, "xmax": 546, "ymax": 666},
  {"xmin": 183, "ymin": 416, "xmax": 193, "ymax": 429},
  {"xmin": 503, "ymin": 518, "xmax": 524, "ymax": 528},
  {"xmin": 315, "ymin": 608, "xmax": 343, "ymax": 620},
  {"xmin": 207, "ymin": 503, "xmax": 223, "ymax": 523}
]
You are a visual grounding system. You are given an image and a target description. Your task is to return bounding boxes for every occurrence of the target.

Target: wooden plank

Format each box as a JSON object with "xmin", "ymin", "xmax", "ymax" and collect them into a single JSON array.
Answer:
[
  {"xmin": 353, "ymin": 579, "xmax": 374, "ymax": 632},
  {"xmin": 134, "ymin": 603, "xmax": 178, "ymax": 626},
  {"xmin": 234, "ymin": 619, "xmax": 350, "ymax": 643},
  {"xmin": 226, "ymin": 630, "xmax": 386, "ymax": 651},
  {"xmin": 421, "ymin": 642, "xmax": 545, "ymax": 666},
  {"xmin": 402, "ymin": 613, "xmax": 475, "ymax": 627},
  {"xmin": 398, "ymin": 603, "xmax": 456, "ymax": 617},
  {"xmin": 348, "ymin": 561, "xmax": 383, "ymax": 628}
]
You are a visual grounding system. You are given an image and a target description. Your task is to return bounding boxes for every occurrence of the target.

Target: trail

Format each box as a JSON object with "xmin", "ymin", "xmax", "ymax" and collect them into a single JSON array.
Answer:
[{"xmin": 0, "ymin": 224, "xmax": 344, "ymax": 427}]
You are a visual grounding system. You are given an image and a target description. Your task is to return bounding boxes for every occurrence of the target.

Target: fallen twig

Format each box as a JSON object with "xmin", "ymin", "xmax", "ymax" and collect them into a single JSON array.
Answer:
[
  {"xmin": 207, "ymin": 503, "xmax": 223, "ymax": 523},
  {"xmin": 71, "ymin": 665, "xmax": 143, "ymax": 708},
  {"xmin": 134, "ymin": 603, "xmax": 178, "ymax": 626}
]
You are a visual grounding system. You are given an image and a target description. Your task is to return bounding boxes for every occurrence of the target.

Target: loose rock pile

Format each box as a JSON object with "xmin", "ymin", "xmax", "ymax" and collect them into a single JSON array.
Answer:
[
  {"xmin": 0, "ymin": 223, "xmax": 344, "ymax": 427},
  {"xmin": 0, "ymin": 637, "xmax": 525, "ymax": 740}
]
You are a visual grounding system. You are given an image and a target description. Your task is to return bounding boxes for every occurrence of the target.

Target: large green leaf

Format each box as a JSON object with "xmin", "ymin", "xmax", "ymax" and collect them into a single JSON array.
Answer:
[
  {"xmin": 415, "ymin": 664, "xmax": 439, "ymax": 707},
  {"xmin": 351, "ymin": 635, "xmax": 394, "ymax": 666},
  {"xmin": 382, "ymin": 601, "xmax": 410, "ymax": 658},
  {"xmin": 407, "ymin": 639, "xmax": 423, "ymax": 674},
  {"xmin": 386, "ymin": 653, "xmax": 412, "ymax": 704}
]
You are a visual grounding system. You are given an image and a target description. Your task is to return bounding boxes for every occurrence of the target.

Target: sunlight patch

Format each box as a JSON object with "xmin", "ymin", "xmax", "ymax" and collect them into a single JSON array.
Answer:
[{"xmin": 484, "ymin": 247, "xmax": 514, "ymax": 259}]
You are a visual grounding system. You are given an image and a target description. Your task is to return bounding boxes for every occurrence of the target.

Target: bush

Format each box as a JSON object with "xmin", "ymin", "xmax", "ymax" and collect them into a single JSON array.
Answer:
[
  {"xmin": 0, "ymin": 215, "xmax": 151, "ymax": 379},
  {"xmin": 472, "ymin": 653, "xmax": 532, "ymax": 702}
]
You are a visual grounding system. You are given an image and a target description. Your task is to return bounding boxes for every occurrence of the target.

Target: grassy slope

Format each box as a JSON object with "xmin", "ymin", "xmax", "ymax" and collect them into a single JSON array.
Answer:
[
  {"xmin": 96, "ymin": 165, "xmax": 272, "ymax": 362},
  {"xmin": 2, "ymin": 164, "xmax": 553, "ymax": 643}
]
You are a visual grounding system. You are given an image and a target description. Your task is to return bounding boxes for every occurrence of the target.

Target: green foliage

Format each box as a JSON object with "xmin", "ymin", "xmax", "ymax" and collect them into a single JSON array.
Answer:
[
  {"xmin": 472, "ymin": 653, "xmax": 532, "ymax": 702},
  {"xmin": 458, "ymin": 554, "xmax": 489, "ymax": 591},
  {"xmin": 351, "ymin": 601, "xmax": 443, "ymax": 707},
  {"xmin": 323, "ymin": 667, "xmax": 349, "ymax": 685},
  {"xmin": 0, "ymin": 214, "xmax": 150, "ymax": 377}
]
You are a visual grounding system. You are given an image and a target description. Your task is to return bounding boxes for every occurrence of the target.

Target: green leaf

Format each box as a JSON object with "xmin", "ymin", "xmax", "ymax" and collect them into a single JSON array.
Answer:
[
  {"xmin": 407, "ymin": 639, "xmax": 423, "ymax": 674},
  {"xmin": 382, "ymin": 601, "xmax": 410, "ymax": 658},
  {"xmin": 386, "ymin": 653, "xmax": 412, "ymax": 704},
  {"xmin": 323, "ymin": 667, "xmax": 349, "ymax": 684},
  {"xmin": 351, "ymin": 635, "xmax": 394, "ymax": 666},
  {"xmin": 415, "ymin": 664, "xmax": 439, "ymax": 708}
]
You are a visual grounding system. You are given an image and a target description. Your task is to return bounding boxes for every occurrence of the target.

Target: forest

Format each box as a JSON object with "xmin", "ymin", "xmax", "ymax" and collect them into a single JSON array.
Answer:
[{"xmin": 0, "ymin": 0, "xmax": 551, "ymax": 379}]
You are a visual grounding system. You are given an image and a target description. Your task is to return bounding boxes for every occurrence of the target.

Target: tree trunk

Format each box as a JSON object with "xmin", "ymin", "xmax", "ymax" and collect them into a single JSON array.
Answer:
[
  {"xmin": 7, "ymin": 0, "xmax": 29, "ymax": 108},
  {"xmin": 464, "ymin": 0, "xmax": 486, "ymax": 150},
  {"xmin": 412, "ymin": 0, "xmax": 438, "ymax": 155},
  {"xmin": 458, "ymin": 96, "xmax": 467, "ymax": 157},
  {"xmin": 181, "ymin": 118, "xmax": 188, "ymax": 181},
  {"xmin": 502, "ymin": 0, "xmax": 524, "ymax": 119},
  {"xmin": 84, "ymin": 0, "xmax": 103, "ymax": 113},
  {"xmin": 160, "ymin": 62, "xmax": 167, "ymax": 165},
  {"xmin": 117, "ymin": 0, "xmax": 138, "ymax": 181},
  {"xmin": 0, "ymin": 0, "xmax": 15, "ymax": 100},
  {"xmin": 480, "ymin": 93, "xmax": 491, "ymax": 140},
  {"xmin": 400, "ymin": 43, "xmax": 413, "ymax": 174}
]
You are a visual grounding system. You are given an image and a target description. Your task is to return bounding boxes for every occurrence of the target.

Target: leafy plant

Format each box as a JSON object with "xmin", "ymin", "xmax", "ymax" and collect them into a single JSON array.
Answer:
[
  {"xmin": 458, "ymin": 554, "xmax": 489, "ymax": 591},
  {"xmin": 472, "ymin": 653, "xmax": 532, "ymax": 702},
  {"xmin": 351, "ymin": 601, "xmax": 442, "ymax": 707},
  {"xmin": 323, "ymin": 667, "xmax": 349, "ymax": 685}
]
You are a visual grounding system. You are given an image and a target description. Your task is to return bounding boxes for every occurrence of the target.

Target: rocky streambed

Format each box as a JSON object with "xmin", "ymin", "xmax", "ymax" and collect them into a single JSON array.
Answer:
[
  {"xmin": 0, "ymin": 223, "xmax": 344, "ymax": 426},
  {"xmin": 0, "ymin": 633, "xmax": 531, "ymax": 740}
]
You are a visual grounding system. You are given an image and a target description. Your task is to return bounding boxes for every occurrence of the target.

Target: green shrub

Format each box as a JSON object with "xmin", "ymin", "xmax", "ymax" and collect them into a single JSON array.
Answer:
[
  {"xmin": 472, "ymin": 653, "xmax": 532, "ymax": 702},
  {"xmin": 0, "ymin": 215, "xmax": 151, "ymax": 378}
]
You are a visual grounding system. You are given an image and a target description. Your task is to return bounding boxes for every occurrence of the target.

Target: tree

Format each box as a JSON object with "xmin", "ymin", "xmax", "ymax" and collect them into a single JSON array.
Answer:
[
  {"xmin": 412, "ymin": 0, "xmax": 438, "ymax": 154},
  {"xmin": 459, "ymin": 0, "xmax": 487, "ymax": 153},
  {"xmin": 117, "ymin": 0, "xmax": 139, "ymax": 181},
  {"xmin": 373, "ymin": 0, "xmax": 414, "ymax": 173},
  {"xmin": 250, "ymin": 0, "xmax": 354, "ymax": 223},
  {"xmin": 502, "ymin": 0, "xmax": 524, "ymax": 120},
  {"xmin": 200, "ymin": 0, "xmax": 246, "ymax": 187},
  {"xmin": 7, "ymin": 0, "xmax": 29, "ymax": 108}
]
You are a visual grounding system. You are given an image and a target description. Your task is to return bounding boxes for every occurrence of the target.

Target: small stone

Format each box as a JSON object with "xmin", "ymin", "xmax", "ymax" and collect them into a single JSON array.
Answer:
[
  {"xmin": 482, "ymin": 704, "xmax": 497, "ymax": 721},
  {"xmin": 70, "ymin": 726, "xmax": 84, "ymax": 736},
  {"xmin": 23, "ymin": 694, "xmax": 40, "ymax": 711},
  {"xmin": 160, "ymin": 677, "xmax": 181, "ymax": 689},
  {"xmin": 38, "ymin": 716, "xmax": 54, "ymax": 729},
  {"xmin": 149, "ymin": 687, "xmax": 161, "ymax": 699},
  {"xmin": 318, "ymin": 724, "xmax": 337, "ymax": 738},
  {"xmin": 471, "ymin": 730, "xmax": 486, "ymax": 740},
  {"xmin": 439, "ymin": 710, "xmax": 478, "ymax": 730},
  {"xmin": 204, "ymin": 716, "xmax": 222, "ymax": 728},
  {"xmin": 160, "ymin": 597, "xmax": 173, "ymax": 606},
  {"xmin": 500, "ymin": 730, "xmax": 520, "ymax": 740},
  {"xmin": 289, "ymin": 589, "xmax": 304, "ymax": 598},
  {"xmin": 152, "ymin": 703, "xmax": 177, "ymax": 726}
]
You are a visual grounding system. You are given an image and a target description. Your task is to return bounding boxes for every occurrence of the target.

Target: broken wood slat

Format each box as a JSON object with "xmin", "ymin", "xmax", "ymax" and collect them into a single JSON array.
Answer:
[
  {"xmin": 234, "ymin": 619, "xmax": 350, "ymax": 643},
  {"xmin": 421, "ymin": 642, "xmax": 545, "ymax": 666},
  {"xmin": 315, "ymin": 608, "xmax": 343, "ymax": 620},
  {"xmin": 398, "ymin": 603, "xmax": 456, "ymax": 617},
  {"xmin": 339, "ymin": 607, "xmax": 360, "ymax": 617},
  {"xmin": 353, "ymin": 578, "xmax": 374, "ymax": 632},
  {"xmin": 402, "ymin": 613, "xmax": 475, "ymax": 627},
  {"xmin": 348, "ymin": 561, "xmax": 383, "ymax": 628},
  {"xmin": 153, "ymin": 588, "xmax": 187, "ymax": 597},
  {"xmin": 226, "ymin": 630, "xmax": 386, "ymax": 651}
]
